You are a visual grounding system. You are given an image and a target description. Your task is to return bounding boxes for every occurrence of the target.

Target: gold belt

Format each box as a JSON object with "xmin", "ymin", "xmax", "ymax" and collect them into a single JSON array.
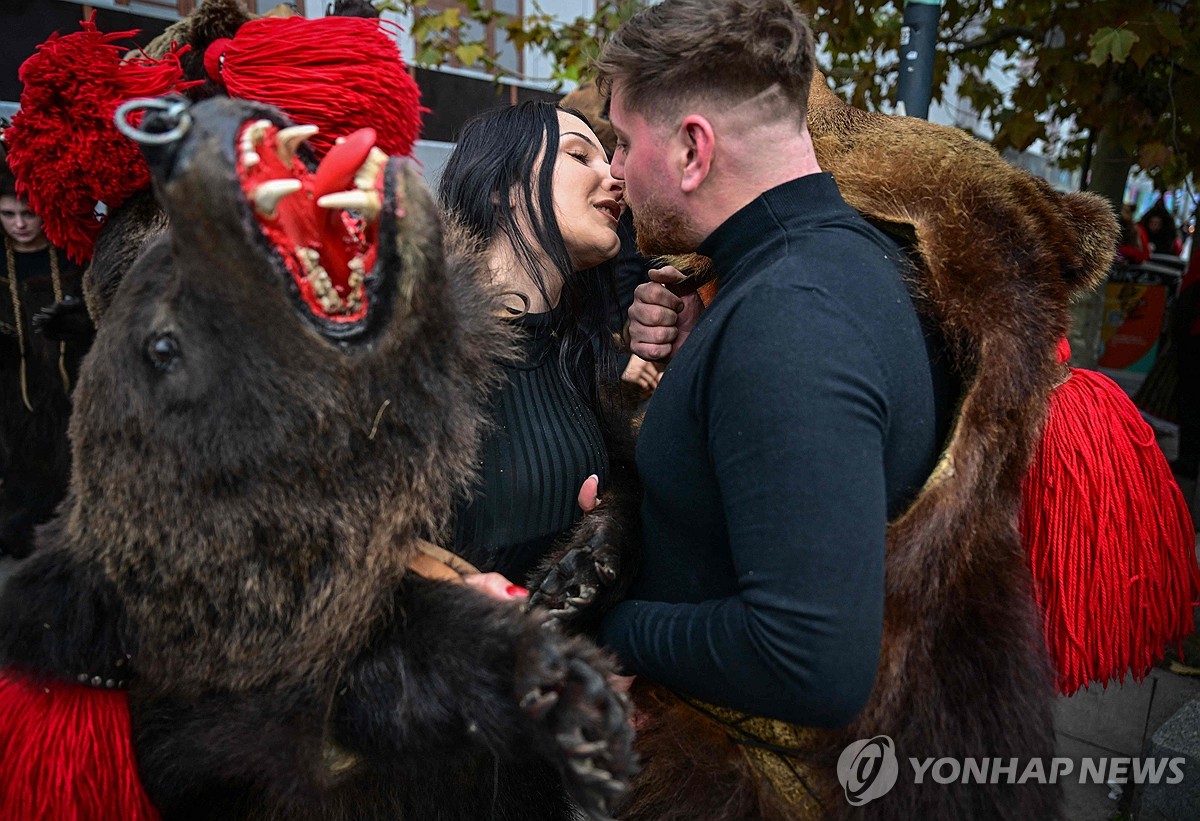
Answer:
[{"xmin": 686, "ymin": 698, "xmax": 828, "ymax": 818}]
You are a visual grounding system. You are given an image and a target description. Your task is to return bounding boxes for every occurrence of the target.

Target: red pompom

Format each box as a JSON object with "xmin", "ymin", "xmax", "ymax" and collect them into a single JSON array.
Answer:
[
  {"xmin": 1022, "ymin": 355, "xmax": 1200, "ymax": 695},
  {"xmin": 0, "ymin": 670, "xmax": 160, "ymax": 820},
  {"xmin": 4, "ymin": 14, "xmax": 197, "ymax": 264},
  {"xmin": 203, "ymin": 16, "xmax": 424, "ymax": 159}
]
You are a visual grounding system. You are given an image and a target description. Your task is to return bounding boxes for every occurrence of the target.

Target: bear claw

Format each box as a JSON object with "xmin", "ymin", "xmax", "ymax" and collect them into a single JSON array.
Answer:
[
  {"xmin": 527, "ymin": 512, "xmax": 622, "ymax": 625},
  {"xmin": 516, "ymin": 633, "xmax": 637, "ymax": 819}
]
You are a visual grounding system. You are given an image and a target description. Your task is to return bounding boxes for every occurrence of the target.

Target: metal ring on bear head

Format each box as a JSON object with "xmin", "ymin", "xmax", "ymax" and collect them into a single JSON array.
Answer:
[{"xmin": 114, "ymin": 96, "xmax": 192, "ymax": 146}]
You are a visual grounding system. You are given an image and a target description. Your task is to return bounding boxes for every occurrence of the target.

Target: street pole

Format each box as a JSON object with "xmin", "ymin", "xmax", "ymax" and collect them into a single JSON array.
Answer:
[{"xmin": 896, "ymin": 0, "xmax": 942, "ymax": 119}]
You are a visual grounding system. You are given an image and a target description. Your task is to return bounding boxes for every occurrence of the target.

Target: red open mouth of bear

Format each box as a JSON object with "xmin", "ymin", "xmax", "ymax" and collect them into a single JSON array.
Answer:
[{"xmin": 236, "ymin": 120, "xmax": 386, "ymax": 324}]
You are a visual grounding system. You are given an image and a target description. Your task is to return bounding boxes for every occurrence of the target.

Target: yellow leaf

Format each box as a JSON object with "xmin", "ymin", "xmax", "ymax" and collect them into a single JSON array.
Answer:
[{"xmin": 454, "ymin": 43, "xmax": 485, "ymax": 66}]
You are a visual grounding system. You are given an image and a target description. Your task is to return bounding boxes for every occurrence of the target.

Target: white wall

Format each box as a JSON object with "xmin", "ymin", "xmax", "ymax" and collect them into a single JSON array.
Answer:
[{"xmin": 411, "ymin": 139, "xmax": 455, "ymax": 190}]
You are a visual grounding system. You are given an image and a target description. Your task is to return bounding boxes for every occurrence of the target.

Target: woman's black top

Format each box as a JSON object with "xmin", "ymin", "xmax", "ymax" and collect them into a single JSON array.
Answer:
[{"xmin": 452, "ymin": 309, "xmax": 609, "ymax": 582}]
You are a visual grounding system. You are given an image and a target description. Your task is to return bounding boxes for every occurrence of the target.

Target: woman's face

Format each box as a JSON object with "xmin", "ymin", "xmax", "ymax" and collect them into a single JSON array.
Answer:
[
  {"xmin": 0, "ymin": 195, "xmax": 45, "ymax": 251},
  {"xmin": 550, "ymin": 111, "xmax": 625, "ymax": 271}
]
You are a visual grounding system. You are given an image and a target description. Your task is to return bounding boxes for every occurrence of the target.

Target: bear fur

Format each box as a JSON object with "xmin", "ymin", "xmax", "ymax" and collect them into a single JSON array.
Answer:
[
  {"xmin": 0, "ymin": 97, "xmax": 635, "ymax": 820},
  {"xmin": 571, "ymin": 73, "xmax": 1119, "ymax": 820},
  {"xmin": 86, "ymin": 0, "xmax": 644, "ymax": 634}
]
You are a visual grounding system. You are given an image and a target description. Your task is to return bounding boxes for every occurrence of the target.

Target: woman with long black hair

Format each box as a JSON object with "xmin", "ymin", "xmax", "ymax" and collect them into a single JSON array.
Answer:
[{"xmin": 440, "ymin": 101, "xmax": 639, "ymax": 607}]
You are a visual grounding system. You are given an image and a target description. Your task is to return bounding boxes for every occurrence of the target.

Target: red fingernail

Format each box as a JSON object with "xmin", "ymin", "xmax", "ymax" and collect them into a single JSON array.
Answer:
[{"xmin": 506, "ymin": 585, "xmax": 529, "ymax": 598}]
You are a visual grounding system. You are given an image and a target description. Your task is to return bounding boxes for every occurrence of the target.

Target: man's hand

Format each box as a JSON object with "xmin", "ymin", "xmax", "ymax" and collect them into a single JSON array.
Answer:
[{"xmin": 628, "ymin": 265, "xmax": 703, "ymax": 363}]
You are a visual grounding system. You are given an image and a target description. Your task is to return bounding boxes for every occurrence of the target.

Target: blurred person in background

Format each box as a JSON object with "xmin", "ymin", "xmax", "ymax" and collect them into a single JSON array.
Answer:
[
  {"xmin": 0, "ymin": 162, "xmax": 90, "ymax": 558},
  {"xmin": 1140, "ymin": 201, "xmax": 1183, "ymax": 256},
  {"xmin": 1118, "ymin": 203, "xmax": 1151, "ymax": 264}
]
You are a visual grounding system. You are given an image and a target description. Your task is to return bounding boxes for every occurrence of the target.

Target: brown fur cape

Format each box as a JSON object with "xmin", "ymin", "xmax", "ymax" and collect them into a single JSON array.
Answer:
[{"xmin": 611, "ymin": 74, "xmax": 1118, "ymax": 820}]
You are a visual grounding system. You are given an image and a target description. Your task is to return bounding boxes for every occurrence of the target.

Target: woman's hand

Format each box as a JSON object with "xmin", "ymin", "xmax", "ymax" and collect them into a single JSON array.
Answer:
[
  {"xmin": 621, "ymin": 354, "xmax": 662, "ymax": 398},
  {"xmin": 463, "ymin": 572, "xmax": 529, "ymax": 601},
  {"xmin": 577, "ymin": 473, "xmax": 601, "ymax": 513}
]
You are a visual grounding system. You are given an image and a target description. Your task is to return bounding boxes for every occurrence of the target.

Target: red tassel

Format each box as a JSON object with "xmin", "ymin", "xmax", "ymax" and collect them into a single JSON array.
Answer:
[
  {"xmin": 4, "ymin": 14, "xmax": 197, "ymax": 264},
  {"xmin": 204, "ymin": 16, "xmax": 424, "ymax": 159},
  {"xmin": 1021, "ymin": 340, "xmax": 1200, "ymax": 695},
  {"xmin": 0, "ymin": 670, "xmax": 159, "ymax": 820}
]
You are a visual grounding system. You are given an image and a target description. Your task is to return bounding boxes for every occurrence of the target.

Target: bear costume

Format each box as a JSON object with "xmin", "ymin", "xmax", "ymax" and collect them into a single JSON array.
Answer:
[
  {"xmin": 560, "ymin": 74, "xmax": 1145, "ymax": 820},
  {"xmin": 0, "ymin": 97, "xmax": 635, "ymax": 820}
]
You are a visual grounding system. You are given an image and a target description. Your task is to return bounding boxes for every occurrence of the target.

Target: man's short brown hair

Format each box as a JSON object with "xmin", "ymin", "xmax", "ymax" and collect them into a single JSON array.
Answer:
[{"xmin": 594, "ymin": 0, "xmax": 815, "ymax": 125}]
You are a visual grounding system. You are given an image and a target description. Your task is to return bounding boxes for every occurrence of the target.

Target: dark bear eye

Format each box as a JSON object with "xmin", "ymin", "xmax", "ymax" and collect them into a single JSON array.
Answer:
[{"xmin": 146, "ymin": 333, "xmax": 181, "ymax": 372}]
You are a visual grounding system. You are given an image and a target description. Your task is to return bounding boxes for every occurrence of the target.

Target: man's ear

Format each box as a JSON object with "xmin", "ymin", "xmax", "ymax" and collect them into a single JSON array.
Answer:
[{"xmin": 678, "ymin": 115, "xmax": 715, "ymax": 194}]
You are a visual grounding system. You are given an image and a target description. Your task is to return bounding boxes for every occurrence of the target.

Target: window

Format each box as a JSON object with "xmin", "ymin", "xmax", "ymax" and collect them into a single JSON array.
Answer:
[
  {"xmin": 59, "ymin": 0, "xmax": 191, "ymax": 20},
  {"xmin": 248, "ymin": 0, "xmax": 308, "ymax": 14},
  {"xmin": 67, "ymin": 0, "xmax": 305, "ymax": 21}
]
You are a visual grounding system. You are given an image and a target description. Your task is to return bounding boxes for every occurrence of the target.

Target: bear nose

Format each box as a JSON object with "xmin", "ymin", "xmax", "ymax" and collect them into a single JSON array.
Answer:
[{"xmin": 115, "ymin": 96, "xmax": 193, "ymax": 183}]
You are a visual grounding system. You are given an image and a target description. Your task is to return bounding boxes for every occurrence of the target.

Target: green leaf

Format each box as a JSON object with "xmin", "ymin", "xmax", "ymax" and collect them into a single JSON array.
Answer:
[
  {"xmin": 1087, "ymin": 27, "xmax": 1139, "ymax": 66},
  {"xmin": 454, "ymin": 42, "xmax": 486, "ymax": 66},
  {"xmin": 1087, "ymin": 29, "xmax": 1116, "ymax": 66},
  {"xmin": 416, "ymin": 46, "xmax": 443, "ymax": 66},
  {"xmin": 1109, "ymin": 28, "xmax": 1138, "ymax": 63}
]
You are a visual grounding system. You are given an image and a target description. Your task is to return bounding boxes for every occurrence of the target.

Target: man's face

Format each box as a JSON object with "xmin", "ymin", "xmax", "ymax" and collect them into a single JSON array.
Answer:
[
  {"xmin": 608, "ymin": 85, "xmax": 698, "ymax": 256},
  {"xmin": 0, "ymin": 195, "xmax": 45, "ymax": 250}
]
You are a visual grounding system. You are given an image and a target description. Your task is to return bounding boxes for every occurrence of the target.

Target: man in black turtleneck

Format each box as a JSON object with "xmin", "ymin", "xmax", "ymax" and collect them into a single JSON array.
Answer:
[{"xmin": 592, "ymin": 0, "xmax": 955, "ymax": 730}]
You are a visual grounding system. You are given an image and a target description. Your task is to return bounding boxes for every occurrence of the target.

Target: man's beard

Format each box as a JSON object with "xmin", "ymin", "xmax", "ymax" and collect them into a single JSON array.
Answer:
[{"xmin": 630, "ymin": 195, "xmax": 698, "ymax": 257}]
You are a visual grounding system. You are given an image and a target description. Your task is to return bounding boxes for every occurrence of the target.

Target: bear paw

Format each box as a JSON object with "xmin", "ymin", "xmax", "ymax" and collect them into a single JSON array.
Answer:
[
  {"xmin": 527, "ymin": 510, "xmax": 623, "ymax": 627},
  {"xmin": 516, "ymin": 634, "xmax": 636, "ymax": 820},
  {"xmin": 32, "ymin": 295, "xmax": 94, "ymax": 343}
]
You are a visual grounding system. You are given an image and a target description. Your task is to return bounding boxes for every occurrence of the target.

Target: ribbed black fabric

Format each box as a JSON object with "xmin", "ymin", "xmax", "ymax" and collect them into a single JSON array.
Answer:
[{"xmin": 452, "ymin": 309, "xmax": 609, "ymax": 583}]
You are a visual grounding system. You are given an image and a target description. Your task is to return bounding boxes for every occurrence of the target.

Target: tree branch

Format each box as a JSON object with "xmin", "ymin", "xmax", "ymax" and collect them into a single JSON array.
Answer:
[{"xmin": 947, "ymin": 26, "xmax": 1036, "ymax": 54}]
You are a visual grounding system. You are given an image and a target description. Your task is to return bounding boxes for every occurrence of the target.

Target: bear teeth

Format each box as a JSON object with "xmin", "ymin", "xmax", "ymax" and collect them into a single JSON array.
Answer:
[
  {"xmin": 239, "ymin": 119, "xmax": 272, "ymax": 169},
  {"xmin": 252, "ymin": 179, "xmax": 303, "ymax": 218},
  {"xmin": 354, "ymin": 147, "xmax": 388, "ymax": 192},
  {"xmin": 276, "ymin": 125, "xmax": 319, "ymax": 166},
  {"xmin": 296, "ymin": 246, "xmax": 368, "ymax": 317},
  {"xmin": 316, "ymin": 191, "xmax": 382, "ymax": 223}
]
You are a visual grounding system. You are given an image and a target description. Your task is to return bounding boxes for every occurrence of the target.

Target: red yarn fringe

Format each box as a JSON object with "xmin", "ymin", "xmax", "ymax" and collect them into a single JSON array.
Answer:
[
  {"xmin": 205, "ymin": 16, "xmax": 424, "ymax": 159},
  {"xmin": 0, "ymin": 670, "xmax": 159, "ymax": 820},
  {"xmin": 4, "ymin": 14, "xmax": 197, "ymax": 264},
  {"xmin": 1022, "ymin": 365, "xmax": 1200, "ymax": 695}
]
